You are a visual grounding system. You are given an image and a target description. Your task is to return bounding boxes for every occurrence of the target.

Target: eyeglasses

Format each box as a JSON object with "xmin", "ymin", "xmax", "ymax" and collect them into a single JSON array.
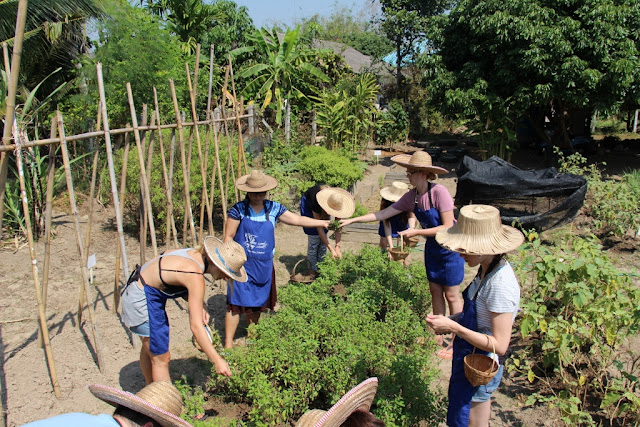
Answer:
[{"xmin": 406, "ymin": 170, "xmax": 420, "ymax": 176}]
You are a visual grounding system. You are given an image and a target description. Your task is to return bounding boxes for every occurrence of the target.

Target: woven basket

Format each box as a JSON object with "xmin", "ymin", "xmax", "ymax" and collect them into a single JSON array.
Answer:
[
  {"xmin": 290, "ymin": 259, "xmax": 315, "ymax": 283},
  {"xmin": 192, "ymin": 323, "xmax": 214, "ymax": 352},
  {"xmin": 389, "ymin": 248, "xmax": 409, "ymax": 261},
  {"xmin": 464, "ymin": 335, "xmax": 499, "ymax": 386},
  {"xmin": 404, "ymin": 235, "xmax": 419, "ymax": 248}
]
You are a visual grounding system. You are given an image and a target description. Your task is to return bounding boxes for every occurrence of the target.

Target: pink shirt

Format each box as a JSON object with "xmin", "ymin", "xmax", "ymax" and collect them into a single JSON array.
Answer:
[{"xmin": 391, "ymin": 184, "xmax": 455, "ymax": 214}]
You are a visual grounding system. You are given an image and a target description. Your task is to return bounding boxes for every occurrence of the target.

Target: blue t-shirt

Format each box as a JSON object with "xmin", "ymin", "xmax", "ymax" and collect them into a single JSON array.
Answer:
[
  {"xmin": 228, "ymin": 200, "xmax": 287, "ymax": 255},
  {"xmin": 22, "ymin": 413, "xmax": 120, "ymax": 426}
]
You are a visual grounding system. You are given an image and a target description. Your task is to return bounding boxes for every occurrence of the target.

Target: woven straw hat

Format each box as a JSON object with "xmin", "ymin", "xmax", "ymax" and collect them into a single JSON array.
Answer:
[
  {"xmin": 89, "ymin": 381, "xmax": 192, "ymax": 427},
  {"xmin": 203, "ymin": 236, "xmax": 248, "ymax": 282},
  {"xmin": 435, "ymin": 205, "xmax": 524, "ymax": 255},
  {"xmin": 316, "ymin": 187, "xmax": 355, "ymax": 218},
  {"xmin": 391, "ymin": 151, "xmax": 448, "ymax": 175},
  {"xmin": 296, "ymin": 378, "xmax": 378, "ymax": 427},
  {"xmin": 380, "ymin": 181, "xmax": 410, "ymax": 202},
  {"xmin": 235, "ymin": 170, "xmax": 278, "ymax": 192}
]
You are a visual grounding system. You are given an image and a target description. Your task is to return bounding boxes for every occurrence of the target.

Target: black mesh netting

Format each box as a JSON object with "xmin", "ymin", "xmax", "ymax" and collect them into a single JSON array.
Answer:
[{"xmin": 455, "ymin": 156, "xmax": 587, "ymax": 231}]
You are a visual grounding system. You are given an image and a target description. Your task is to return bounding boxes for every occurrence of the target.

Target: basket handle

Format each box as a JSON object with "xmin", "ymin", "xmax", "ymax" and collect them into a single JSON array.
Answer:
[
  {"xmin": 292, "ymin": 259, "xmax": 310, "ymax": 275},
  {"xmin": 472, "ymin": 334, "xmax": 498, "ymax": 373}
]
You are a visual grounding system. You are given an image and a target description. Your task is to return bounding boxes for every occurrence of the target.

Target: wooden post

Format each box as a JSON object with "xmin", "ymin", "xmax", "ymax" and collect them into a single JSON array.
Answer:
[
  {"xmin": 285, "ymin": 99, "xmax": 291, "ymax": 142},
  {"xmin": 634, "ymin": 109, "xmax": 638, "ymax": 133},
  {"xmin": 96, "ymin": 63, "xmax": 130, "ymax": 281},
  {"xmin": 168, "ymin": 127, "xmax": 179, "ymax": 247},
  {"xmin": 113, "ymin": 129, "xmax": 131, "ymax": 314},
  {"xmin": 13, "ymin": 115, "xmax": 62, "ymax": 398},
  {"xmin": 248, "ymin": 104, "xmax": 255, "ymax": 135},
  {"xmin": 56, "ymin": 111, "xmax": 105, "ymax": 372},
  {"xmin": 206, "ymin": 44, "xmax": 215, "ymax": 114},
  {"xmin": 126, "ymin": 83, "xmax": 158, "ymax": 257},
  {"xmin": 139, "ymin": 105, "xmax": 149, "ymax": 264},
  {"xmin": 0, "ymin": 0, "xmax": 28, "ymax": 240},
  {"xmin": 211, "ymin": 109, "xmax": 227, "ymax": 225},
  {"xmin": 169, "ymin": 79, "xmax": 197, "ymax": 244}
]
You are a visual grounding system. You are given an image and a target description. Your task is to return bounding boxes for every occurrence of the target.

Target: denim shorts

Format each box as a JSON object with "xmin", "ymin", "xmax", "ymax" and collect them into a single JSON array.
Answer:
[
  {"xmin": 471, "ymin": 364, "xmax": 504, "ymax": 403},
  {"xmin": 129, "ymin": 321, "xmax": 150, "ymax": 337}
]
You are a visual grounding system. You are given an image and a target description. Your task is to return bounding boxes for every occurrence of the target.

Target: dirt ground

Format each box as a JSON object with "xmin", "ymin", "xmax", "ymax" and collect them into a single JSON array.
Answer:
[{"xmin": 1, "ymin": 144, "xmax": 638, "ymax": 426}]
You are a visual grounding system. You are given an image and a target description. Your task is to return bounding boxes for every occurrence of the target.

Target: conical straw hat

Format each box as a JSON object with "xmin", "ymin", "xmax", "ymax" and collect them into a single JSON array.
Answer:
[
  {"xmin": 89, "ymin": 381, "xmax": 192, "ymax": 427},
  {"xmin": 296, "ymin": 378, "xmax": 378, "ymax": 427},
  {"xmin": 316, "ymin": 187, "xmax": 356, "ymax": 218},
  {"xmin": 391, "ymin": 151, "xmax": 448, "ymax": 174},
  {"xmin": 435, "ymin": 205, "xmax": 524, "ymax": 255},
  {"xmin": 380, "ymin": 181, "xmax": 410, "ymax": 202}
]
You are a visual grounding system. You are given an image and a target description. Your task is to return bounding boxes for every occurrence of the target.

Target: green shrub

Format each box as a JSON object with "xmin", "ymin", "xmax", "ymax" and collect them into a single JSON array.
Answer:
[
  {"xmin": 208, "ymin": 246, "xmax": 443, "ymax": 426},
  {"xmin": 374, "ymin": 99, "xmax": 409, "ymax": 147},
  {"xmin": 296, "ymin": 146, "xmax": 365, "ymax": 190}
]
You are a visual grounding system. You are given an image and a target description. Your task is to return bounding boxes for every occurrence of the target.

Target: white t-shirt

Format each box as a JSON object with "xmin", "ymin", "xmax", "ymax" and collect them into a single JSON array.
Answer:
[{"xmin": 466, "ymin": 260, "xmax": 520, "ymax": 340}]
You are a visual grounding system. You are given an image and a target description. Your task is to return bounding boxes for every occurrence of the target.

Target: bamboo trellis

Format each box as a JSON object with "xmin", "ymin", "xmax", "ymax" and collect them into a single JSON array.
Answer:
[{"xmin": 1, "ymin": 43, "xmax": 261, "ymax": 398}]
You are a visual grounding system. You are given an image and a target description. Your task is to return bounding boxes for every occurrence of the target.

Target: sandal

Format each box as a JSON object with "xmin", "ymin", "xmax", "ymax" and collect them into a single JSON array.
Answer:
[{"xmin": 436, "ymin": 347, "xmax": 454, "ymax": 359}]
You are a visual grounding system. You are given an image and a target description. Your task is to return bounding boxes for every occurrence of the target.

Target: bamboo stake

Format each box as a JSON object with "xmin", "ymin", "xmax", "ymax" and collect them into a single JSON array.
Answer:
[
  {"xmin": 0, "ymin": 0, "xmax": 28, "ymax": 240},
  {"xmin": 186, "ymin": 63, "xmax": 213, "ymax": 242},
  {"xmin": 113, "ymin": 129, "xmax": 131, "ymax": 313},
  {"xmin": 168, "ymin": 126, "xmax": 179, "ymax": 247},
  {"xmin": 207, "ymin": 109, "xmax": 228, "ymax": 229},
  {"xmin": 206, "ymin": 44, "xmax": 215, "ymax": 113},
  {"xmin": 169, "ymin": 79, "xmax": 197, "ymax": 244},
  {"xmin": 126, "ymin": 83, "xmax": 158, "ymax": 257},
  {"xmin": 220, "ymin": 66, "xmax": 238, "ymax": 203},
  {"xmin": 2, "ymin": 42, "xmax": 10, "ymax": 81},
  {"xmin": 96, "ymin": 63, "xmax": 130, "ymax": 282},
  {"xmin": 139, "ymin": 105, "xmax": 149, "ymax": 263},
  {"xmin": 153, "ymin": 88, "xmax": 178, "ymax": 249},
  {"xmin": 228, "ymin": 54, "xmax": 248, "ymax": 176},
  {"xmin": 13, "ymin": 116, "xmax": 62, "ymax": 398},
  {"xmin": 56, "ymin": 111, "xmax": 105, "ymax": 372}
]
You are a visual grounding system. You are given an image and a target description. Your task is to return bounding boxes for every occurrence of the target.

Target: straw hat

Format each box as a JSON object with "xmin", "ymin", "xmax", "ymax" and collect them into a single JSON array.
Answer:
[
  {"xmin": 296, "ymin": 378, "xmax": 378, "ymax": 427},
  {"xmin": 203, "ymin": 236, "xmax": 248, "ymax": 282},
  {"xmin": 435, "ymin": 205, "xmax": 524, "ymax": 255},
  {"xmin": 380, "ymin": 181, "xmax": 410, "ymax": 202},
  {"xmin": 89, "ymin": 381, "xmax": 192, "ymax": 427},
  {"xmin": 391, "ymin": 151, "xmax": 448, "ymax": 175},
  {"xmin": 316, "ymin": 188, "xmax": 355, "ymax": 218},
  {"xmin": 235, "ymin": 170, "xmax": 279, "ymax": 192}
]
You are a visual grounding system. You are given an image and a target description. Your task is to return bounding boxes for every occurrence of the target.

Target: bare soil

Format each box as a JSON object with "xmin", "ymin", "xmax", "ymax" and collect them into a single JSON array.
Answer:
[{"xmin": 1, "ymin": 144, "xmax": 638, "ymax": 426}]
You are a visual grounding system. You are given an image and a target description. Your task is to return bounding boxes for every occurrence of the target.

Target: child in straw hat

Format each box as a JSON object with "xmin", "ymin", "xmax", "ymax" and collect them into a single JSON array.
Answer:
[
  {"xmin": 341, "ymin": 151, "xmax": 464, "ymax": 358},
  {"xmin": 121, "ymin": 237, "xmax": 248, "ymax": 382},
  {"xmin": 223, "ymin": 170, "xmax": 330, "ymax": 348},
  {"xmin": 300, "ymin": 184, "xmax": 355, "ymax": 275},
  {"xmin": 23, "ymin": 380, "xmax": 193, "ymax": 426},
  {"xmin": 378, "ymin": 181, "xmax": 416, "ymax": 259},
  {"xmin": 426, "ymin": 204, "xmax": 524, "ymax": 427}
]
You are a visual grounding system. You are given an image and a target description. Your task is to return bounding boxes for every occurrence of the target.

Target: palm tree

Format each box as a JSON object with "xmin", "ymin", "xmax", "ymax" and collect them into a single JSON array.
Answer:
[{"xmin": 233, "ymin": 26, "xmax": 330, "ymax": 125}]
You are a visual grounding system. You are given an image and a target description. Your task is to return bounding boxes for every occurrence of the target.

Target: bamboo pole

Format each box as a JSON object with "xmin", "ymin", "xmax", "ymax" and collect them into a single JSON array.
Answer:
[
  {"xmin": 208, "ymin": 108, "xmax": 228, "ymax": 227},
  {"xmin": 186, "ymin": 63, "xmax": 213, "ymax": 242},
  {"xmin": 169, "ymin": 79, "xmax": 197, "ymax": 244},
  {"xmin": 168, "ymin": 126, "xmax": 178, "ymax": 247},
  {"xmin": 0, "ymin": 0, "xmax": 28, "ymax": 240},
  {"xmin": 153, "ymin": 88, "xmax": 178, "ymax": 249},
  {"xmin": 113, "ymin": 129, "xmax": 131, "ymax": 314},
  {"xmin": 56, "ymin": 111, "xmax": 105, "ymax": 373},
  {"xmin": 126, "ymin": 83, "xmax": 158, "ymax": 257},
  {"xmin": 13, "ymin": 116, "xmax": 62, "ymax": 398},
  {"xmin": 96, "ymin": 63, "xmax": 130, "ymax": 283},
  {"xmin": 220, "ymin": 66, "xmax": 238, "ymax": 203},
  {"xmin": 228, "ymin": 55, "xmax": 248, "ymax": 176},
  {"xmin": 206, "ymin": 44, "xmax": 215, "ymax": 113},
  {"xmin": 139, "ymin": 105, "xmax": 149, "ymax": 263},
  {"xmin": 2, "ymin": 42, "xmax": 10, "ymax": 81}
]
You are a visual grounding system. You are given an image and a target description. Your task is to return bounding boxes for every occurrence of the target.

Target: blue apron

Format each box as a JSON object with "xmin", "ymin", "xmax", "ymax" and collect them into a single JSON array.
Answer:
[
  {"xmin": 448, "ymin": 266, "xmax": 503, "ymax": 426},
  {"xmin": 378, "ymin": 214, "xmax": 409, "ymax": 237},
  {"xmin": 228, "ymin": 208, "xmax": 275, "ymax": 307},
  {"xmin": 413, "ymin": 184, "xmax": 464, "ymax": 286}
]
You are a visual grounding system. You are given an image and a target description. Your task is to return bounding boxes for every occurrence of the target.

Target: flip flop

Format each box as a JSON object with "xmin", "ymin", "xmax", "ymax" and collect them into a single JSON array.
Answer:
[{"xmin": 436, "ymin": 347, "xmax": 453, "ymax": 359}]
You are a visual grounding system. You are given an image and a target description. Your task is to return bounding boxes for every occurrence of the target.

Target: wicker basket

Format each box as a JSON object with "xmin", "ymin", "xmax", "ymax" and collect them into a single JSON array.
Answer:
[
  {"xmin": 290, "ymin": 259, "xmax": 315, "ymax": 283},
  {"xmin": 464, "ymin": 336, "xmax": 499, "ymax": 386},
  {"xmin": 388, "ymin": 248, "xmax": 409, "ymax": 261},
  {"xmin": 192, "ymin": 323, "xmax": 214, "ymax": 352},
  {"xmin": 404, "ymin": 235, "xmax": 419, "ymax": 248}
]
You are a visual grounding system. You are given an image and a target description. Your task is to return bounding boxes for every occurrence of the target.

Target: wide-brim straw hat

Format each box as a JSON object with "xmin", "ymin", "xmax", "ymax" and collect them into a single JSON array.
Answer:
[
  {"xmin": 380, "ymin": 181, "xmax": 410, "ymax": 202},
  {"xmin": 89, "ymin": 381, "xmax": 192, "ymax": 427},
  {"xmin": 391, "ymin": 150, "xmax": 448, "ymax": 175},
  {"xmin": 316, "ymin": 187, "xmax": 355, "ymax": 218},
  {"xmin": 235, "ymin": 170, "xmax": 278, "ymax": 192},
  {"xmin": 203, "ymin": 236, "xmax": 248, "ymax": 282},
  {"xmin": 296, "ymin": 378, "xmax": 378, "ymax": 427},
  {"xmin": 435, "ymin": 204, "xmax": 524, "ymax": 255}
]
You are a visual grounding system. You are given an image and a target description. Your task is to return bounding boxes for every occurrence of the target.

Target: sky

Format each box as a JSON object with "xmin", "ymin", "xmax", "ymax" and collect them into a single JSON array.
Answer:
[{"xmin": 233, "ymin": 0, "xmax": 373, "ymax": 29}]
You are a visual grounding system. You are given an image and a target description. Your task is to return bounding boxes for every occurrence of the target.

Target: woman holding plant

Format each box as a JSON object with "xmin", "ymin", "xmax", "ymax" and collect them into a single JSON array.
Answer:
[
  {"xmin": 223, "ymin": 170, "xmax": 330, "ymax": 348},
  {"xmin": 340, "ymin": 151, "xmax": 464, "ymax": 358},
  {"xmin": 378, "ymin": 181, "xmax": 416, "ymax": 259},
  {"xmin": 426, "ymin": 204, "xmax": 523, "ymax": 426}
]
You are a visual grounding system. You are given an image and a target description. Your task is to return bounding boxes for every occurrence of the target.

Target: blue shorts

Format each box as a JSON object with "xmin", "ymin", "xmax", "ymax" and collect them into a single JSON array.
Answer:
[
  {"xmin": 129, "ymin": 321, "xmax": 150, "ymax": 337},
  {"xmin": 471, "ymin": 364, "xmax": 503, "ymax": 403}
]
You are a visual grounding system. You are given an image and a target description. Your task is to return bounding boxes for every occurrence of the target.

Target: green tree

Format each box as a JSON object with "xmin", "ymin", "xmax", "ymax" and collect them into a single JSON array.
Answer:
[
  {"xmin": 426, "ymin": 0, "xmax": 640, "ymax": 151},
  {"xmin": 232, "ymin": 26, "xmax": 329, "ymax": 126}
]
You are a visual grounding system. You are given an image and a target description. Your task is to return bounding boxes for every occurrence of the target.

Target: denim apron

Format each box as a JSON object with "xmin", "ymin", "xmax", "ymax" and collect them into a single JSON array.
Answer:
[
  {"xmin": 228, "ymin": 209, "xmax": 275, "ymax": 307},
  {"xmin": 414, "ymin": 184, "xmax": 464, "ymax": 286},
  {"xmin": 448, "ymin": 266, "xmax": 502, "ymax": 426}
]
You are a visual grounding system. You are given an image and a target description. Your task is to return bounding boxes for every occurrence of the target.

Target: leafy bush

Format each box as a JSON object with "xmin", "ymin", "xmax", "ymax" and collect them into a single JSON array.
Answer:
[
  {"xmin": 296, "ymin": 146, "xmax": 365, "ymax": 190},
  {"xmin": 374, "ymin": 99, "xmax": 409, "ymax": 146},
  {"xmin": 208, "ymin": 246, "xmax": 443, "ymax": 426},
  {"xmin": 509, "ymin": 232, "xmax": 640, "ymax": 425}
]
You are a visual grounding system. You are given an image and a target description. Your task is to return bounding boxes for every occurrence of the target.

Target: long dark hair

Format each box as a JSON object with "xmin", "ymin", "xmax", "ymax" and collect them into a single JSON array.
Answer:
[{"xmin": 380, "ymin": 198, "xmax": 408, "ymax": 225}]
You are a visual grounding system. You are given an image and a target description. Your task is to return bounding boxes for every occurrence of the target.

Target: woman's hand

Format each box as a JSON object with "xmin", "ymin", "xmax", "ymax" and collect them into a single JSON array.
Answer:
[
  {"xmin": 339, "ymin": 218, "xmax": 355, "ymax": 227},
  {"xmin": 426, "ymin": 314, "xmax": 459, "ymax": 335},
  {"xmin": 214, "ymin": 358, "xmax": 232, "ymax": 377},
  {"xmin": 334, "ymin": 245, "xmax": 342, "ymax": 258},
  {"xmin": 399, "ymin": 227, "xmax": 418, "ymax": 238}
]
